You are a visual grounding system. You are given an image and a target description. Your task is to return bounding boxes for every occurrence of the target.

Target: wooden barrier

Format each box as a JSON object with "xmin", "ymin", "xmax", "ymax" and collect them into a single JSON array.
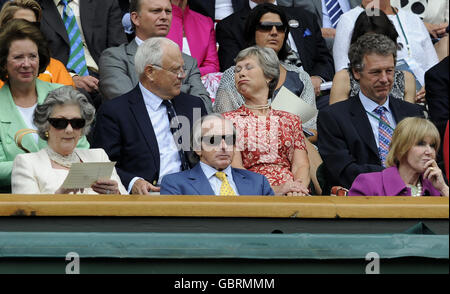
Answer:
[{"xmin": 0, "ymin": 195, "xmax": 448, "ymax": 219}]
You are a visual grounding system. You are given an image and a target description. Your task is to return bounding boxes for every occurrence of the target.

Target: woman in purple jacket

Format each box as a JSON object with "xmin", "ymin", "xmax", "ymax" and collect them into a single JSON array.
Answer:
[{"xmin": 349, "ymin": 117, "xmax": 449, "ymax": 196}]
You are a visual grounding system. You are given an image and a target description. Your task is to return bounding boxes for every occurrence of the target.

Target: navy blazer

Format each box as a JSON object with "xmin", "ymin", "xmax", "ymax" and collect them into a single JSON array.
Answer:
[
  {"xmin": 160, "ymin": 163, "xmax": 274, "ymax": 196},
  {"xmin": 216, "ymin": 2, "xmax": 334, "ymax": 80},
  {"xmin": 317, "ymin": 95, "xmax": 425, "ymax": 189},
  {"xmin": 92, "ymin": 85, "xmax": 207, "ymax": 188},
  {"xmin": 38, "ymin": 0, "xmax": 127, "ymax": 67}
]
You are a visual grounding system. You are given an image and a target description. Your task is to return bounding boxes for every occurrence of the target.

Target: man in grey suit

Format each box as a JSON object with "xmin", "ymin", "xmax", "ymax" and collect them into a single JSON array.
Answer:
[
  {"xmin": 278, "ymin": 0, "xmax": 361, "ymax": 51},
  {"xmin": 99, "ymin": 0, "xmax": 212, "ymax": 112}
]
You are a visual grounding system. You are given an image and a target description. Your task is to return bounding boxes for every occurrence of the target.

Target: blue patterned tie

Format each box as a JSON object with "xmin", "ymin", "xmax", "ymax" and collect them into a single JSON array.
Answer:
[
  {"xmin": 373, "ymin": 106, "xmax": 393, "ymax": 167},
  {"xmin": 325, "ymin": 0, "xmax": 344, "ymax": 28},
  {"xmin": 161, "ymin": 100, "xmax": 189, "ymax": 171},
  {"xmin": 60, "ymin": 0, "xmax": 89, "ymax": 76}
]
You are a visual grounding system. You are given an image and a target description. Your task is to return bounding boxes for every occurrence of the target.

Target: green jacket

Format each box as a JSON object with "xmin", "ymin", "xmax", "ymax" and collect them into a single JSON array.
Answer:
[{"xmin": 0, "ymin": 80, "xmax": 89, "ymax": 187}]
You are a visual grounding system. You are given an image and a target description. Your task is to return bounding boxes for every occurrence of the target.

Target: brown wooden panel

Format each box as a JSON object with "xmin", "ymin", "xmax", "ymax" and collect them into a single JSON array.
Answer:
[{"xmin": 0, "ymin": 195, "xmax": 447, "ymax": 219}]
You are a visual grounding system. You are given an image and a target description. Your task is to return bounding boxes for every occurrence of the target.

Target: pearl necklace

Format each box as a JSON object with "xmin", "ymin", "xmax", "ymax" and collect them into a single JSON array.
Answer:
[
  {"xmin": 46, "ymin": 147, "xmax": 80, "ymax": 168},
  {"xmin": 244, "ymin": 102, "xmax": 271, "ymax": 110},
  {"xmin": 411, "ymin": 181, "xmax": 422, "ymax": 197}
]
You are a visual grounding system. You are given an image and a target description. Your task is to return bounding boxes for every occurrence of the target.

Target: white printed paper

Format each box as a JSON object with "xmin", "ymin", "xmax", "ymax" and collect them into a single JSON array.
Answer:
[{"xmin": 61, "ymin": 162, "xmax": 116, "ymax": 189}]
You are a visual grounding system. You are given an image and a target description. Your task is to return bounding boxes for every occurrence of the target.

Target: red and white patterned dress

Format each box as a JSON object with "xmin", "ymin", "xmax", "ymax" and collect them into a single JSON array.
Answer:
[{"xmin": 223, "ymin": 105, "xmax": 306, "ymax": 186}]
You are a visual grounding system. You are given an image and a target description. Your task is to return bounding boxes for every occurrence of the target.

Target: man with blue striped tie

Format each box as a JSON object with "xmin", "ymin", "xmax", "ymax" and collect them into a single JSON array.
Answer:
[
  {"xmin": 317, "ymin": 34, "xmax": 425, "ymax": 190},
  {"xmin": 38, "ymin": 0, "xmax": 127, "ymax": 109}
]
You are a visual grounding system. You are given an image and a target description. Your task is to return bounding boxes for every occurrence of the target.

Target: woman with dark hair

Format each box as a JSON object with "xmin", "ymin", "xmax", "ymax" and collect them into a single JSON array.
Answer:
[
  {"xmin": 0, "ymin": 0, "xmax": 74, "ymax": 88},
  {"xmin": 329, "ymin": 9, "xmax": 417, "ymax": 105},
  {"xmin": 0, "ymin": 19, "xmax": 89, "ymax": 191},
  {"xmin": 214, "ymin": 3, "xmax": 316, "ymax": 134}
]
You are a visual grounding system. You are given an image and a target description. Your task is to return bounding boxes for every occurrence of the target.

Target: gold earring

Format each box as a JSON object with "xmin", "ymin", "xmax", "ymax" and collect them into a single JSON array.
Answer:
[{"xmin": 45, "ymin": 131, "xmax": 49, "ymax": 138}]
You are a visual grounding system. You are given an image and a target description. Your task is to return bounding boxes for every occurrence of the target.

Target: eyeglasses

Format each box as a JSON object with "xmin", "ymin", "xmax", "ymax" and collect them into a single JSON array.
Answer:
[
  {"xmin": 151, "ymin": 64, "xmax": 186, "ymax": 78},
  {"xmin": 202, "ymin": 134, "xmax": 236, "ymax": 146},
  {"xmin": 48, "ymin": 118, "xmax": 86, "ymax": 130},
  {"xmin": 256, "ymin": 21, "xmax": 287, "ymax": 32}
]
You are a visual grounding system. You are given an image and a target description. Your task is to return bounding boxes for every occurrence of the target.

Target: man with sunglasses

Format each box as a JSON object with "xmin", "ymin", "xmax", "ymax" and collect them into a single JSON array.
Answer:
[
  {"xmin": 93, "ymin": 37, "xmax": 207, "ymax": 195},
  {"xmin": 161, "ymin": 114, "xmax": 274, "ymax": 196}
]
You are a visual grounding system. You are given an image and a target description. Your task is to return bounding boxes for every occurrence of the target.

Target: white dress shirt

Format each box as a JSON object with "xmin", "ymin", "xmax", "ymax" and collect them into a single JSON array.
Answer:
[
  {"xmin": 199, "ymin": 161, "xmax": 240, "ymax": 196},
  {"xmin": 359, "ymin": 92, "xmax": 396, "ymax": 149},
  {"xmin": 321, "ymin": 0, "xmax": 352, "ymax": 28},
  {"xmin": 127, "ymin": 83, "xmax": 182, "ymax": 193}
]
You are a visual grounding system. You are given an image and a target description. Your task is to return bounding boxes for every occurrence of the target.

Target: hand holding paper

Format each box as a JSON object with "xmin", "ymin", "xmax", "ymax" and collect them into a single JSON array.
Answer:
[{"xmin": 61, "ymin": 162, "xmax": 116, "ymax": 189}]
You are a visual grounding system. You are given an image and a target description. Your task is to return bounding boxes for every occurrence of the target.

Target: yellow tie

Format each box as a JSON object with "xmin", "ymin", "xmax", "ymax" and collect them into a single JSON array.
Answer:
[{"xmin": 215, "ymin": 172, "xmax": 236, "ymax": 196}]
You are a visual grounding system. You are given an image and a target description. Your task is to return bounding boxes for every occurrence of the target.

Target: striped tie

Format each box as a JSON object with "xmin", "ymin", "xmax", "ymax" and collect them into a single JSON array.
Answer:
[
  {"xmin": 61, "ymin": 0, "xmax": 89, "ymax": 76},
  {"xmin": 373, "ymin": 106, "xmax": 393, "ymax": 167},
  {"xmin": 215, "ymin": 172, "xmax": 236, "ymax": 196},
  {"xmin": 161, "ymin": 100, "xmax": 190, "ymax": 171},
  {"xmin": 325, "ymin": 0, "xmax": 344, "ymax": 28}
]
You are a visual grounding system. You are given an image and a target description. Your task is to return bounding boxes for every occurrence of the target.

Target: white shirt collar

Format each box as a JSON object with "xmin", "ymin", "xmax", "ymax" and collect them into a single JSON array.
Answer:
[
  {"xmin": 55, "ymin": 0, "xmax": 79, "ymax": 6},
  {"xmin": 138, "ymin": 82, "xmax": 164, "ymax": 112},
  {"xmin": 199, "ymin": 161, "xmax": 233, "ymax": 181},
  {"xmin": 249, "ymin": 0, "xmax": 277, "ymax": 9},
  {"xmin": 135, "ymin": 36, "xmax": 144, "ymax": 46},
  {"xmin": 359, "ymin": 91, "xmax": 391, "ymax": 114}
]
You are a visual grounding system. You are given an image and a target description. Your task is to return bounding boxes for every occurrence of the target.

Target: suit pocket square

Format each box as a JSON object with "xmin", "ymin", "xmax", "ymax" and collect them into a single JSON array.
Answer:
[{"xmin": 303, "ymin": 28, "xmax": 312, "ymax": 37}]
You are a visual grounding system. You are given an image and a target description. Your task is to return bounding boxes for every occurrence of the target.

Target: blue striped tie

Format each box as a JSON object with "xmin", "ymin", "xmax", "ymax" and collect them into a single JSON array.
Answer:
[
  {"xmin": 373, "ymin": 106, "xmax": 393, "ymax": 167},
  {"xmin": 325, "ymin": 0, "xmax": 344, "ymax": 28},
  {"xmin": 61, "ymin": 0, "xmax": 89, "ymax": 76}
]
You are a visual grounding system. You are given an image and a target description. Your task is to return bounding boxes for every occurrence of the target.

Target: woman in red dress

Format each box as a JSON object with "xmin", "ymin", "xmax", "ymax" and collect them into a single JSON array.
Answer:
[{"xmin": 223, "ymin": 46, "xmax": 310, "ymax": 196}]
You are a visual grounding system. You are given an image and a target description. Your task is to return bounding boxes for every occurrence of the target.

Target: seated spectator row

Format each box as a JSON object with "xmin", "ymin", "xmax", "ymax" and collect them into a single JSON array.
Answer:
[{"xmin": 0, "ymin": 0, "xmax": 448, "ymax": 197}]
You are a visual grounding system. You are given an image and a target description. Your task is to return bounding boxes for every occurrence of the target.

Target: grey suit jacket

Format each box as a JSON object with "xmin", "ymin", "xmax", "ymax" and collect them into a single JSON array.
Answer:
[{"xmin": 99, "ymin": 40, "xmax": 212, "ymax": 112}]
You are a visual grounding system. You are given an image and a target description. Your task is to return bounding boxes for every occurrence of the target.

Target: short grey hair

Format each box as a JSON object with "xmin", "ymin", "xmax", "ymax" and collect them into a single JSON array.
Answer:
[
  {"xmin": 33, "ymin": 86, "xmax": 95, "ymax": 140},
  {"xmin": 134, "ymin": 37, "xmax": 180, "ymax": 77},
  {"xmin": 235, "ymin": 46, "xmax": 280, "ymax": 98},
  {"xmin": 349, "ymin": 33, "xmax": 397, "ymax": 72},
  {"xmin": 192, "ymin": 114, "xmax": 236, "ymax": 152}
]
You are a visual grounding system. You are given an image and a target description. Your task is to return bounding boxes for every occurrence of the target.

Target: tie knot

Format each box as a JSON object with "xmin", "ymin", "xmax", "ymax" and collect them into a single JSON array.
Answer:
[
  {"xmin": 60, "ymin": 0, "xmax": 70, "ymax": 6},
  {"xmin": 374, "ymin": 106, "xmax": 387, "ymax": 116},
  {"xmin": 161, "ymin": 100, "xmax": 172, "ymax": 107},
  {"xmin": 215, "ymin": 172, "xmax": 227, "ymax": 181}
]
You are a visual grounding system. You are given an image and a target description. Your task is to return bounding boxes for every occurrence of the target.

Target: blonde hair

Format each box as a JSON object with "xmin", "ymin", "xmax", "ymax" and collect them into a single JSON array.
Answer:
[
  {"xmin": 386, "ymin": 117, "xmax": 440, "ymax": 167},
  {"xmin": 0, "ymin": 0, "xmax": 42, "ymax": 27}
]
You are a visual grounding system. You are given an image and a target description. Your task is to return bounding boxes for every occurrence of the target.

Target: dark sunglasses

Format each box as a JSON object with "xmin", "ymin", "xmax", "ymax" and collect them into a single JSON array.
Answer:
[
  {"xmin": 48, "ymin": 118, "xmax": 86, "ymax": 130},
  {"xmin": 256, "ymin": 21, "xmax": 287, "ymax": 32},
  {"xmin": 202, "ymin": 134, "xmax": 236, "ymax": 146}
]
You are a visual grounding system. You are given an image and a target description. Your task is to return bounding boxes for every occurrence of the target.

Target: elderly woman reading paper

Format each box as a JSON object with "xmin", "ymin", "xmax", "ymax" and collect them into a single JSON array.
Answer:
[{"xmin": 12, "ymin": 86, "xmax": 127, "ymax": 194}]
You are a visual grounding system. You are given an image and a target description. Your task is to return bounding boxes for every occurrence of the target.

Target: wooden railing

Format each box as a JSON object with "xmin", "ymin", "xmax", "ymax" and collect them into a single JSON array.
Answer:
[{"xmin": 0, "ymin": 195, "xmax": 448, "ymax": 218}]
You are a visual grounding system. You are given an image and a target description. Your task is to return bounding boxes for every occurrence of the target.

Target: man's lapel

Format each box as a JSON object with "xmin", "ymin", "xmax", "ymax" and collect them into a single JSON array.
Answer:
[{"xmin": 128, "ymin": 86, "xmax": 160, "ymax": 168}]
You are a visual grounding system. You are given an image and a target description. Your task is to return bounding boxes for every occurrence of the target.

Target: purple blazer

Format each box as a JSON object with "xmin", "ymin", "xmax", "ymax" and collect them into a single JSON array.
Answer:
[
  {"xmin": 348, "ymin": 166, "xmax": 442, "ymax": 196},
  {"xmin": 167, "ymin": 4, "xmax": 220, "ymax": 76}
]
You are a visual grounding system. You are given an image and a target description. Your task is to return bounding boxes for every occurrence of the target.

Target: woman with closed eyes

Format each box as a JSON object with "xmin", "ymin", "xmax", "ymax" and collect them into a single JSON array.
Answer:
[{"xmin": 11, "ymin": 86, "xmax": 127, "ymax": 194}]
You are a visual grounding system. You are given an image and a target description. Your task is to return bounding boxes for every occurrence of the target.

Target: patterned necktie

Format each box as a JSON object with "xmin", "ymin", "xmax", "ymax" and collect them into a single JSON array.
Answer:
[
  {"xmin": 161, "ymin": 100, "xmax": 189, "ymax": 170},
  {"xmin": 325, "ymin": 0, "xmax": 344, "ymax": 28},
  {"xmin": 215, "ymin": 172, "xmax": 236, "ymax": 196},
  {"xmin": 60, "ymin": 0, "xmax": 89, "ymax": 76},
  {"xmin": 373, "ymin": 106, "xmax": 393, "ymax": 167}
]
